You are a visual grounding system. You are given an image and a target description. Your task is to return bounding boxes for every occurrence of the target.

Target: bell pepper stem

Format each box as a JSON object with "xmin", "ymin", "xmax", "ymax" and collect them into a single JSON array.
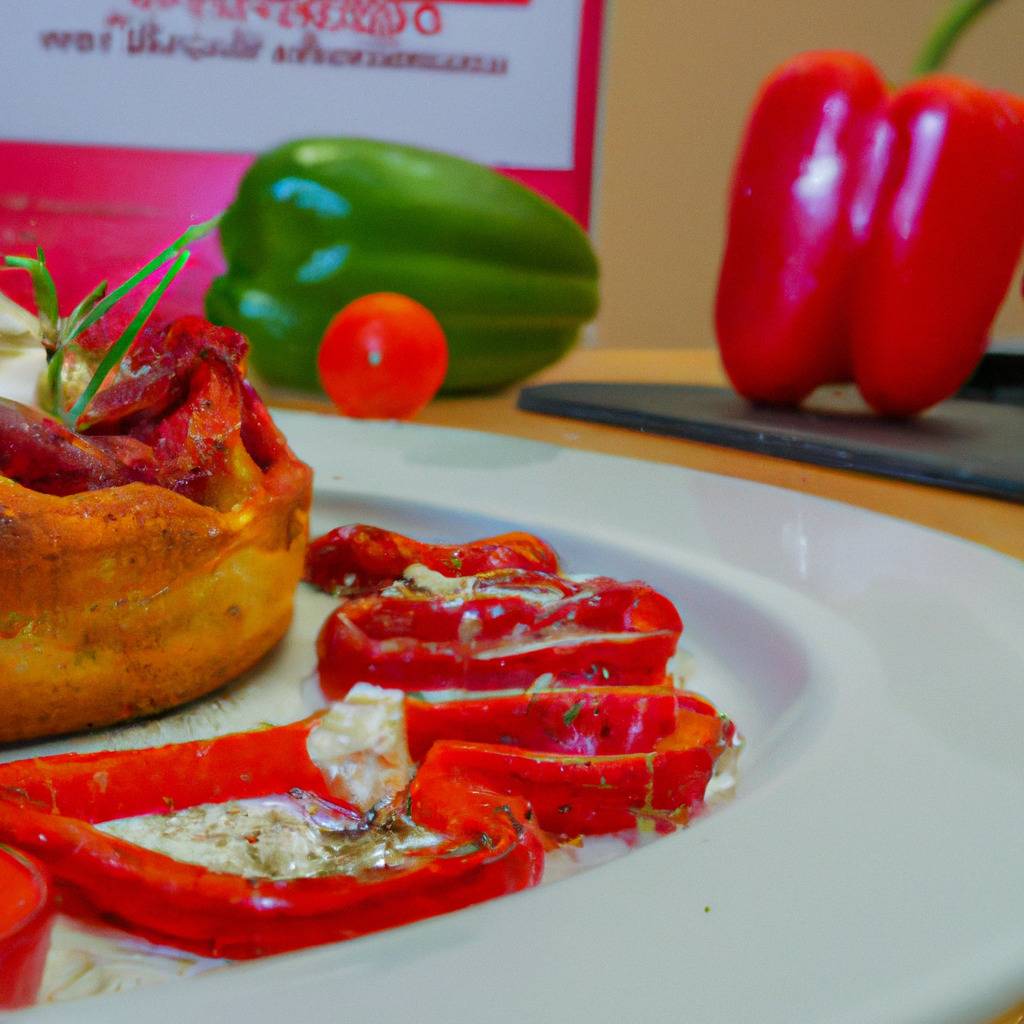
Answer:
[{"xmin": 912, "ymin": 0, "xmax": 1004, "ymax": 75}]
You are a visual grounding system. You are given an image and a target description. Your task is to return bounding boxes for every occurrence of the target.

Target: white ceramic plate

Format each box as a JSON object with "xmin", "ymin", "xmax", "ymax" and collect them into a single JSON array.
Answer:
[{"xmin": 9, "ymin": 411, "xmax": 1024, "ymax": 1024}]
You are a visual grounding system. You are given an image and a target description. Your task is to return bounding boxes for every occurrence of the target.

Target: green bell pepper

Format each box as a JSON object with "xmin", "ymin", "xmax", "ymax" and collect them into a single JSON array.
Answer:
[{"xmin": 206, "ymin": 138, "xmax": 600, "ymax": 394}]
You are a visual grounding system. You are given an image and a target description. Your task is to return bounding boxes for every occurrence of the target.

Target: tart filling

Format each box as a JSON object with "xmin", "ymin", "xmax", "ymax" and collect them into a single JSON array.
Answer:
[{"xmin": 0, "ymin": 310, "xmax": 312, "ymax": 743}]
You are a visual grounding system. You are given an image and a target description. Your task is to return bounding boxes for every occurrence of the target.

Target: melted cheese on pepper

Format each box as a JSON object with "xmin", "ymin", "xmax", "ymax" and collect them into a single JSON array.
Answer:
[
  {"xmin": 97, "ymin": 793, "xmax": 441, "ymax": 881},
  {"xmin": 307, "ymin": 683, "xmax": 412, "ymax": 811},
  {"xmin": 95, "ymin": 685, "xmax": 426, "ymax": 882},
  {"xmin": 385, "ymin": 563, "xmax": 572, "ymax": 606}
]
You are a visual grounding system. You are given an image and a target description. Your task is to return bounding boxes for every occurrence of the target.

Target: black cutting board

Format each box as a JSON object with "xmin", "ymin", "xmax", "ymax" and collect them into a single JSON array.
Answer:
[{"xmin": 516, "ymin": 382, "xmax": 1024, "ymax": 503}]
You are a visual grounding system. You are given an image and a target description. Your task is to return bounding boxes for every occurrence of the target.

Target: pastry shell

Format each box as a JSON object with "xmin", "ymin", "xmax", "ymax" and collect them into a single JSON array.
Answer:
[{"xmin": 0, "ymin": 454, "xmax": 312, "ymax": 743}]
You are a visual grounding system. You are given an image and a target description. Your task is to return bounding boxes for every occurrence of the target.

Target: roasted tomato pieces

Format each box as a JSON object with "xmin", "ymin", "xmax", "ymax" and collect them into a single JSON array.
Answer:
[{"xmin": 0, "ymin": 314, "xmax": 285, "ymax": 510}]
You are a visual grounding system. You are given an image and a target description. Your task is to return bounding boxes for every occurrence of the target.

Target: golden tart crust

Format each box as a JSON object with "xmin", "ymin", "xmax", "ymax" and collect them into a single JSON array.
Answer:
[{"xmin": 0, "ymin": 455, "xmax": 312, "ymax": 743}]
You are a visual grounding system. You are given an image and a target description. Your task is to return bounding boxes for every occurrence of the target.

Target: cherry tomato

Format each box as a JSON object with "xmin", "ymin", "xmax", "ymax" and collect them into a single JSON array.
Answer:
[{"xmin": 317, "ymin": 293, "xmax": 448, "ymax": 419}]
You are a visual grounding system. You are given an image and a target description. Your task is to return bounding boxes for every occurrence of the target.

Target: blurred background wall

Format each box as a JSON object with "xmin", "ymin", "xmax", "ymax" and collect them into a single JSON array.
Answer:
[{"xmin": 592, "ymin": 0, "xmax": 1024, "ymax": 349}]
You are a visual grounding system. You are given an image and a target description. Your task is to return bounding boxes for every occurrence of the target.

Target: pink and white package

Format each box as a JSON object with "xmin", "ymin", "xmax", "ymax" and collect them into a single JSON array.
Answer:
[{"xmin": 0, "ymin": 0, "xmax": 603, "ymax": 317}]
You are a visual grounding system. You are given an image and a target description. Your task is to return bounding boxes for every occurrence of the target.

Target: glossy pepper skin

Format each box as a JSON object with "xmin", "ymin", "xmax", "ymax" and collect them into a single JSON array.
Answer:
[
  {"xmin": 716, "ymin": 51, "xmax": 1024, "ymax": 416},
  {"xmin": 317, "ymin": 572, "xmax": 683, "ymax": 697},
  {"xmin": 405, "ymin": 686, "xmax": 682, "ymax": 761},
  {"xmin": 406, "ymin": 688, "xmax": 729, "ymax": 760},
  {"xmin": 305, "ymin": 523, "xmax": 560, "ymax": 595},
  {"xmin": 419, "ymin": 740, "xmax": 715, "ymax": 836},
  {"xmin": 206, "ymin": 138, "xmax": 600, "ymax": 394},
  {"xmin": 0, "ymin": 717, "xmax": 543, "ymax": 960}
]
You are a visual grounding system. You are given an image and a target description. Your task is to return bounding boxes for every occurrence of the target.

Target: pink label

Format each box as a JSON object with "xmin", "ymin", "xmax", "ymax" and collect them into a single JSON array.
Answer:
[{"xmin": 0, "ymin": 0, "xmax": 603, "ymax": 318}]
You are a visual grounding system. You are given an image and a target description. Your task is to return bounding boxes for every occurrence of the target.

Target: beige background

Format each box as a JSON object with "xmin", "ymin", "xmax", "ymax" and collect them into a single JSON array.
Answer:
[{"xmin": 592, "ymin": 0, "xmax": 1024, "ymax": 349}]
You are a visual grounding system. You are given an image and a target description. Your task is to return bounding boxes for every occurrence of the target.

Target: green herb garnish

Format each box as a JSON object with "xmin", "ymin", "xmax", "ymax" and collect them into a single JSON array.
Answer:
[
  {"xmin": 65, "ymin": 250, "xmax": 190, "ymax": 427},
  {"xmin": 4, "ymin": 248, "xmax": 59, "ymax": 344},
  {"xmin": 65, "ymin": 216, "xmax": 219, "ymax": 344},
  {"xmin": 562, "ymin": 700, "xmax": 584, "ymax": 727},
  {"xmin": 2, "ymin": 215, "xmax": 220, "ymax": 430}
]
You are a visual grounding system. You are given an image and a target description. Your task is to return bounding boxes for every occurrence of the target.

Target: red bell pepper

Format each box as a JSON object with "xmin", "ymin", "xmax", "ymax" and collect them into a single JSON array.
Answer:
[
  {"xmin": 405, "ymin": 687, "xmax": 725, "ymax": 762},
  {"xmin": 716, "ymin": 8, "xmax": 1024, "ymax": 416},
  {"xmin": 305, "ymin": 523, "xmax": 560, "ymax": 594},
  {"xmin": 417, "ymin": 740, "xmax": 715, "ymax": 836},
  {"xmin": 0, "ymin": 702, "xmax": 732, "ymax": 964},
  {"xmin": 0, "ymin": 716, "xmax": 542, "ymax": 960},
  {"xmin": 317, "ymin": 571, "xmax": 682, "ymax": 697}
]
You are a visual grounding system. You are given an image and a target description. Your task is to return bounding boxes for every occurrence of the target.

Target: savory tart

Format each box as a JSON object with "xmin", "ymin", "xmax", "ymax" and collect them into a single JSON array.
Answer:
[{"xmin": 0, "ymin": 235, "xmax": 312, "ymax": 742}]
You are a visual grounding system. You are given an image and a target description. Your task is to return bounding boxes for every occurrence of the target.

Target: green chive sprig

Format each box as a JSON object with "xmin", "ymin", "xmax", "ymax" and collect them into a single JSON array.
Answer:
[{"xmin": 2, "ymin": 215, "xmax": 220, "ymax": 430}]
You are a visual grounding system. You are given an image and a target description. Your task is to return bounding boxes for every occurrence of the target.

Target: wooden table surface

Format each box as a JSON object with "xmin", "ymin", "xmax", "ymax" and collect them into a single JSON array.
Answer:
[{"xmin": 288, "ymin": 347, "xmax": 1023, "ymax": 1024}]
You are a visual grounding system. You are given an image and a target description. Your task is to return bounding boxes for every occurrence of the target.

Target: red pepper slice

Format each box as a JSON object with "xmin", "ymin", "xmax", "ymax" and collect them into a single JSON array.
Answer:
[
  {"xmin": 0, "ymin": 718, "xmax": 333, "ymax": 820},
  {"xmin": 0, "ymin": 717, "xmax": 542, "ymax": 959},
  {"xmin": 239, "ymin": 378, "xmax": 291, "ymax": 469},
  {"xmin": 417, "ymin": 739, "xmax": 715, "ymax": 837},
  {"xmin": 716, "ymin": 51, "xmax": 1024, "ymax": 415},
  {"xmin": 405, "ymin": 687, "xmax": 716, "ymax": 762},
  {"xmin": 659, "ymin": 692, "xmax": 737, "ymax": 752},
  {"xmin": 317, "ymin": 573, "xmax": 682, "ymax": 697},
  {"xmin": 305, "ymin": 524, "xmax": 560, "ymax": 593},
  {"xmin": 410, "ymin": 689, "xmax": 732, "ymax": 836}
]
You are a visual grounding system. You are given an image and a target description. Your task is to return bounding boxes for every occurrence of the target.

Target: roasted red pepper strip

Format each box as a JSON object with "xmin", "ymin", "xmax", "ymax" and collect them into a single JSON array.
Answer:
[
  {"xmin": 417, "ymin": 739, "xmax": 715, "ymax": 836},
  {"xmin": 240, "ymin": 378, "xmax": 291, "ymax": 470},
  {"xmin": 317, "ymin": 572, "xmax": 682, "ymax": 697},
  {"xmin": 409, "ymin": 691, "xmax": 731, "ymax": 834},
  {"xmin": 658, "ymin": 692, "xmax": 737, "ymax": 753},
  {"xmin": 716, "ymin": 51, "xmax": 1024, "ymax": 415},
  {"xmin": 305, "ymin": 523, "xmax": 560, "ymax": 593},
  {"xmin": 405, "ymin": 687, "xmax": 711, "ymax": 762},
  {"xmin": 0, "ymin": 717, "xmax": 542, "ymax": 959},
  {"xmin": 0, "ymin": 719, "xmax": 334, "ymax": 820}
]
